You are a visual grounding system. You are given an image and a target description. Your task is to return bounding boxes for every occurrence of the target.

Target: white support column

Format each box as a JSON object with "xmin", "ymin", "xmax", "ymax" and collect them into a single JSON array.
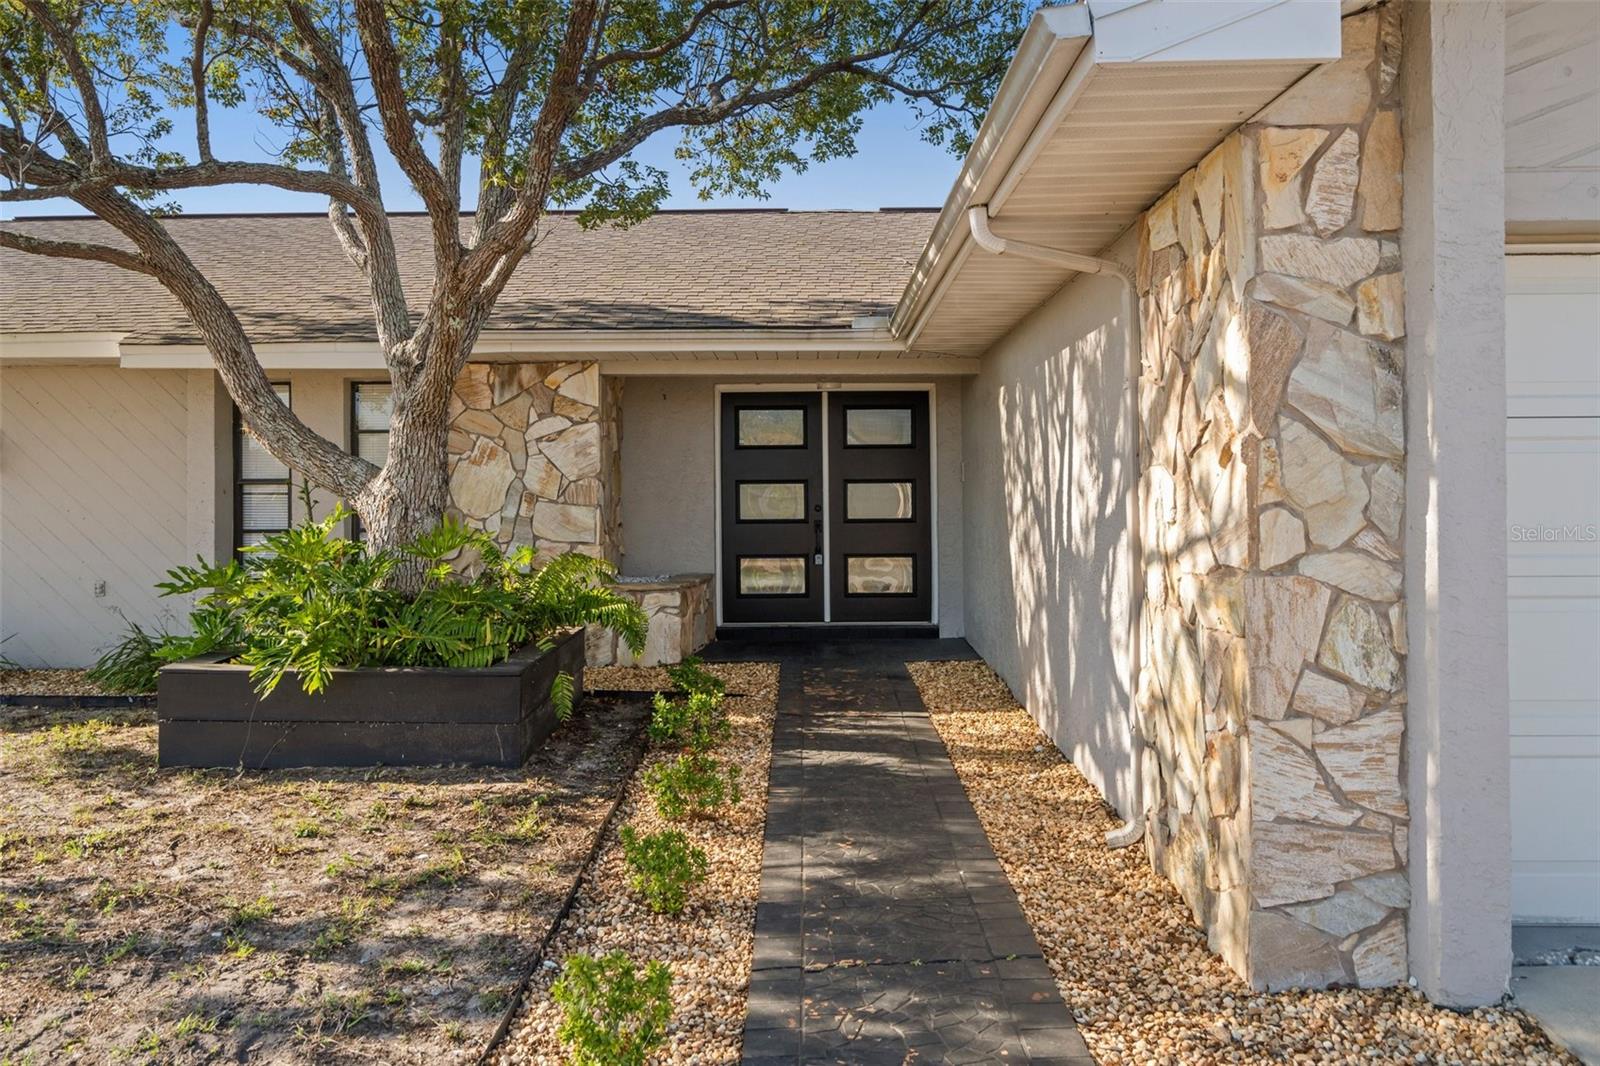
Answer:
[{"xmin": 1400, "ymin": 0, "xmax": 1511, "ymax": 1007}]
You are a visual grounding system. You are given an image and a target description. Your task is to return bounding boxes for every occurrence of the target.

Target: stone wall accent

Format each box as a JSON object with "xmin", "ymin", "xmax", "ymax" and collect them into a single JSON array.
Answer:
[
  {"xmin": 586, "ymin": 574, "xmax": 714, "ymax": 667},
  {"xmin": 1135, "ymin": 3, "xmax": 1408, "ymax": 991},
  {"xmin": 445, "ymin": 362, "xmax": 620, "ymax": 563}
]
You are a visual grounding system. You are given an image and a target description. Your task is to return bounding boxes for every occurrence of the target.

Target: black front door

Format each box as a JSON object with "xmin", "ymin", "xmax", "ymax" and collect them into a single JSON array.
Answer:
[
  {"xmin": 828, "ymin": 391, "xmax": 932, "ymax": 623},
  {"xmin": 720, "ymin": 393, "xmax": 825, "ymax": 623},
  {"xmin": 720, "ymin": 389, "xmax": 933, "ymax": 625}
]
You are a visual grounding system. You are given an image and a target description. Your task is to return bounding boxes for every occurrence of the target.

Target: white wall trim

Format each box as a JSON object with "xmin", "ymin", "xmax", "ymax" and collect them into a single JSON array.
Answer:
[
  {"xmin": 601, "ymin": 356, "xmax": 978, "ymax": 377},
  {"xmin": 0, "ymin": 332, "xmax": 124, "ymax": 364}
]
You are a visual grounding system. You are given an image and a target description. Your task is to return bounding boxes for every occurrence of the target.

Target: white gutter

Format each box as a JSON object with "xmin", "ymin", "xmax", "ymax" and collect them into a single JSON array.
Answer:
[
  {"xmin": 893, "ymin": 0, "xmax": 1339, "ymax": 352},
  {"xmin": 891, "ymin": 5, "xmax": 1094, "ymax": 347},
  {"xmin": 966, "ymin": 205, "xmax": 1147, "ymax": 850}
]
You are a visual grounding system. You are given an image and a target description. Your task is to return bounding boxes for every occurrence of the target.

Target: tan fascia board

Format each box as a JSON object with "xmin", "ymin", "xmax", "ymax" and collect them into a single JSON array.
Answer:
[
  {"xmin": 0, "ymin": 332, "xmax": 125, "ymax": 364},
  {"xmin": 111, "ymin": 327, "xmax": 914, "ymax": 369},
  {"xmin": 889, "ymin": 5, "xmax": 1094, "ymax": 343}
]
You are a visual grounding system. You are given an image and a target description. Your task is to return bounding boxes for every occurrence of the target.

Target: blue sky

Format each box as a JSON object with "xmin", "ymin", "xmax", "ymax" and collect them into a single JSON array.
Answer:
[{"xmin": 3, "ymin": 100, "xmax": 963, "ymax": 219}]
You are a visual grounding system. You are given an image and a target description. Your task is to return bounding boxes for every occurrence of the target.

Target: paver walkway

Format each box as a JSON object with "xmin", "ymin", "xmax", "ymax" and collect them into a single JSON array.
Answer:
[{"xmin": 709, "ymin": 640, "xmax": 1093, "ymax": 1065}]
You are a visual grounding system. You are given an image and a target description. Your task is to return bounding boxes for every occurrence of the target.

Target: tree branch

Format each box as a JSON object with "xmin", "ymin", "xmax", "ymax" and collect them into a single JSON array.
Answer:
[
  {"xmin": 190, "ymin": 0, "xmax": 214, "ymax": 163},
  {"xmin": 586, "ymin": 0, "xmax": 749, "ymax": 72},
  {"xmin": 19, "ymin": 0, "xmax": 110, "ymax": 165},
  {"xmin": 460, "ymin": 0, "xmax": 599, "ymax": 300},
  {"xmin": 0, "ymin": 228, "xmax": 153, "ymax": 275},
  {"xmin": 555, "ymin": 48, "xmax": 907, "ymax": 185},
  {"xmin": 352, "ymin": 0, "xmax": 459, "ymax": 263}
]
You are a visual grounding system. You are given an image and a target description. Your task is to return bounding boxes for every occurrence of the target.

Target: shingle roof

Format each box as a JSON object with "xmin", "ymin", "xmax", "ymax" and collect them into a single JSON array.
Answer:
[{"xmin": 0, "ymin": 209, "xmax": 935, "ymax": 344}]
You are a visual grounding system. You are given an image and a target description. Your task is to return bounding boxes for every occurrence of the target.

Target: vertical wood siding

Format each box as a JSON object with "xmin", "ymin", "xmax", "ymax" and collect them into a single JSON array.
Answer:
[{"xmin": 1, "ymin": 367, "xmax": 190, "ymax": 666}]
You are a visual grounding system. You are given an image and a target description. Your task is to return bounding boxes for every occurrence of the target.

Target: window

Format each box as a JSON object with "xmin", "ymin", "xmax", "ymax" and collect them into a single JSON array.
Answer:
[
  {"xmin": 350, "ymin": 383, "xmax": 392, "ymax": 540},
  {"xmin": 843, "ymin": 406, "xmax": 913, "ymax": 447},
  {"xmin": 736, "ymin": 407, "xmax": 806, "ymax": 448},
  {"xmin": 235, "ymin": 383, "xmax": 292, "ymax": 552},
  {"xmin": 737, "ymin": 556, "xmax": 809, "ymax": 596},
  {"xmin": 845, "ymin": 555, "xmax": 916, "ymax": 596},
  {"xmin": 737, "ymin": 481, "xmax": 808, "ymax": 522},
  {"xmin": 845, "ymin": 481, "xmax": 915, "ymax": 521}
]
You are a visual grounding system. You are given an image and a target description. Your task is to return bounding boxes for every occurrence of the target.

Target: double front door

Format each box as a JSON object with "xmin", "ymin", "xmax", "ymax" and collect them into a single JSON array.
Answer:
[{"xmin": 720, "ymin": 390, "xmax": 933, "ymax": 624}]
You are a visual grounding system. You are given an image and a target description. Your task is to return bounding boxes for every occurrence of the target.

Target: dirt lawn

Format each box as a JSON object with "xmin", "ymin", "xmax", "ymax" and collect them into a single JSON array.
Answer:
[{"xmin": 0, "ymin": 696, "xmax": 647, "ymax": 1065}]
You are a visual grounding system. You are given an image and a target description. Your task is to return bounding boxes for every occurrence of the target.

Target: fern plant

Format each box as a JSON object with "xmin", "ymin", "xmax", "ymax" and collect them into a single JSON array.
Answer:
[{"xmin": 89, "ymin": 508, "xmax": 647, "ymax": 708}]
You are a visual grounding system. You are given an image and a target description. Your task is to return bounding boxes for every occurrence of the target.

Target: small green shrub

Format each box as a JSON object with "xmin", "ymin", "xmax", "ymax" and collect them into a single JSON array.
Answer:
[
  {"xmin": 645, "ymin": 753, "xmax": 741, "ymax": 820},
  {"xmin": 83, "ymin": 622, "xmax": 163, "ymax": 694},
  {"xmin": 551, "ymin": 952, "xmax": 672, "ymax": 1066},
  {"xmin": 664, "ymin": 656, "xmax": 725, "ymax": 698},
  {"xmin": 618, "ymin": 826, "xmax": 708, "ymax": 914},
  {"xmin": 86, "ymin": 508, "xmax": 647, "ymax": 703},
  {"xmin": 647, "ymin": 689, "xmax": 729, "ymax": 752}
]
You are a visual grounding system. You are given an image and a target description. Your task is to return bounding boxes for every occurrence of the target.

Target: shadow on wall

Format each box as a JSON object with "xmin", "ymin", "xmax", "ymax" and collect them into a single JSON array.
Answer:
[{"xmin": 964, "ymin": 268, "xmax": 1139, "ymax": 818}]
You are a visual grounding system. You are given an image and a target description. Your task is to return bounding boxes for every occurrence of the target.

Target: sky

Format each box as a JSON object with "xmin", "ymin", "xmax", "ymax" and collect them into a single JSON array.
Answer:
[{"xmin": 2, "ymin": 100, "xmax": 965, "ymax": 219}]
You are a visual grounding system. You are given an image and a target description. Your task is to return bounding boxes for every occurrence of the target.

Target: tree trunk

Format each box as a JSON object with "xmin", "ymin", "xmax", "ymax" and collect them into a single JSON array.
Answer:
[{"xmin": 353, "ymin": 383, "xmax": 451, "ymax": 590}]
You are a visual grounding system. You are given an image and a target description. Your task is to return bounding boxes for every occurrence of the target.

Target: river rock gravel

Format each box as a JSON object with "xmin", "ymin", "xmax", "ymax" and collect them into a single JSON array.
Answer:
[
  {"xmin": 492, "ymin": 662, "xmax": 778, "ymax": 1066},
  {"xmin": 907, "ymin": 659, "xmax": 1578, "ymax": 1066},
  {"xmin": 0, "ymin": 668, "xmax": 113, "ymax": 697}
]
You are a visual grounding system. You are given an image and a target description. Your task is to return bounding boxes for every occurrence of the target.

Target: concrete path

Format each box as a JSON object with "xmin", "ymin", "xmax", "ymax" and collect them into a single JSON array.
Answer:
[
  {"xmin": 1512, "ymin": 967, "xmax": 1600, "ymax": 1065},
  {"xmin": 710, "ymin": 640, "xmax": 1092, "ymax": 1065}
]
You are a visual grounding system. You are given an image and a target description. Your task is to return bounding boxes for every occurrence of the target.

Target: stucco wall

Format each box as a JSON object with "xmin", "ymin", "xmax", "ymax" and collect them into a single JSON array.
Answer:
[
  {"xmin": 618, "ymin": 377, "xmax": 717, "ymax": 576},
  {"xmin": 0, "ymin": 367, "xmax": 193, "ymax": 665},
  {"xmin": 959, "ymin": 255, "xmax": 1139, "ymax": 821},
  {"xmin": 619, "ymin": 375, "xmax": 965, "ymax": 635}
]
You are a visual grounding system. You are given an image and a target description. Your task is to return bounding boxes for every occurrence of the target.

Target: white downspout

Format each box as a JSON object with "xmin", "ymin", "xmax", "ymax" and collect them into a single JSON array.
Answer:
[{"xmin": 966, "ymin": 206, "xmax": 1147, "ymax": 849}]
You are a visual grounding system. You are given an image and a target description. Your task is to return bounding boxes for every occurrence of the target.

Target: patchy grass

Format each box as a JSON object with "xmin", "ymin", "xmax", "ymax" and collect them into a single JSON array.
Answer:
[{"xmin": 0, "ymin": 696, "xmax": 648, "ymax": 1065}]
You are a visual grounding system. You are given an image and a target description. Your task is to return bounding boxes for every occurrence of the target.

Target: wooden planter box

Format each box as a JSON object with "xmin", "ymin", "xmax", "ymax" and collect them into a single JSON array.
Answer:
[{"xmin": 156, "ymin": 629, "xmax": 585, "ymax": 769}]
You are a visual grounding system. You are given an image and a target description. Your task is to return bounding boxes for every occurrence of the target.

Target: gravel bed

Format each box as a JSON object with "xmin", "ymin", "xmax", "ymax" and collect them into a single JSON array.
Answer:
[
  {"xmin": 586, "ymin": 662, "xmax": 773, "ymax": 697},
  {"xmin": 492, "ymin": 662, "xmax": 779, "ymax": 1065},
  {"xmin": 0, "ymin": 668, "xmax": 116, "ymax": 697},
  {"xmin": 907, "ymin": 660, "xmax": 1578, "ymax": 1066}
]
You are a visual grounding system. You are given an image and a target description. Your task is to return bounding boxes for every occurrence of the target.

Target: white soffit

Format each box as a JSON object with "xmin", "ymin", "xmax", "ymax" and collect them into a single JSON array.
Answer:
[{"xmin": 895, "ymin": 0, "xmax": 1342, "ymax": 357}]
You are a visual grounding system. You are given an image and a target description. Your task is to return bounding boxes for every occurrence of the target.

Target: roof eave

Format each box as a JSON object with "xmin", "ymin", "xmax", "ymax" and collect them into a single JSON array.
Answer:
[
  {"xmin": 888, "ymin": 5, "xmax": 1095, "ymax": 340},
  {"xmin": 892, "ymin": 0, "xmax": 1343, "ymax": 355},
  {"xmin": 0, "ymin": 326, "xmax": 933, "ymax": 370}
]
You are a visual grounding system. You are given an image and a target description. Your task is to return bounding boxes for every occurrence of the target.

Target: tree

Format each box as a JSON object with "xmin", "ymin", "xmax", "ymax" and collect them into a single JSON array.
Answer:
[{"xmin": 0, "ymin": 0, "xmax": 1028, "ymax": 574}]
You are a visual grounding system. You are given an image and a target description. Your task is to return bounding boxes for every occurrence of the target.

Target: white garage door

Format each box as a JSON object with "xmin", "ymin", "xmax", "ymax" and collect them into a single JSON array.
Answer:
[{"xmin": 1507, "ymin": 254, "xmax": 1600, "ymax": 924}]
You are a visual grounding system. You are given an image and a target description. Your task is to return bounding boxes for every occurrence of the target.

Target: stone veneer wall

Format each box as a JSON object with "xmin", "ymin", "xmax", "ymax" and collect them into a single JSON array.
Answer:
[
  {"xmin": 1135, "ymin": 4, "xmax": 1410, "ymax": 991},
  {"xmin": 445, "ymin": 362, "xmax": 620, "ymax": 563},
  {"xmin": 587, "ymin": 575, "xmax": 714, "ymax": 667}
]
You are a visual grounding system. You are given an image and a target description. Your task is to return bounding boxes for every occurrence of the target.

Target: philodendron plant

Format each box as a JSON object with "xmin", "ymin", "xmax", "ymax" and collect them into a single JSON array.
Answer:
[{"xmin": 88, "ymin": 506, "xmax": 645, "ymax": 713}]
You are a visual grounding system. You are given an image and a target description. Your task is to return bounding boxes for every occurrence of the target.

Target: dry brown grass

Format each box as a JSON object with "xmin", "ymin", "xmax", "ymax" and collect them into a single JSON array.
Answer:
[{"xmin": 0, "ymin": 697, "xmax": 647, "ymax": 1065}]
